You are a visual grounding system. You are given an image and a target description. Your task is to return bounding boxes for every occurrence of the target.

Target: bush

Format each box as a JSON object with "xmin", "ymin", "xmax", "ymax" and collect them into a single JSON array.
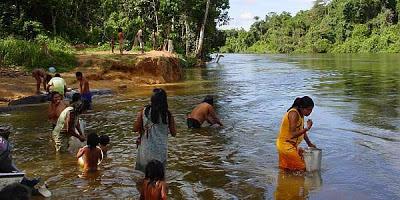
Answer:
[{"xmin": 0, "ymin": 37, "xmax": 76, "ymax": 71}]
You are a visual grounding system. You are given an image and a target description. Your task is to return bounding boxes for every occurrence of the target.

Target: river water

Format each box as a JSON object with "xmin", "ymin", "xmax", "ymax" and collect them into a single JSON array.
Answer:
[{"xmin": 1, "ymin": 54, "xmax": 399, "ymax": 199}]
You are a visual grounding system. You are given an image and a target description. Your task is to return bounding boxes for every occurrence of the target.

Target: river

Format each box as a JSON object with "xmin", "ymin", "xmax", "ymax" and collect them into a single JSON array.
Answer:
[{"xmin": 1, "ymin": 54, "xmax": 399, "ymax": 199}]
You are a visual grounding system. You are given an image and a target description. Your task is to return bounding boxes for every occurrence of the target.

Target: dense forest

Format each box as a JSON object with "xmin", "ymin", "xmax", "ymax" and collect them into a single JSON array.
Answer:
[
  {"xmin": 221, "ymin": 0, "xmax": 400, "ymax": 53},
  {"xmin": 0, "ymin": 0, "xmax": 229, "ymax": 69}
]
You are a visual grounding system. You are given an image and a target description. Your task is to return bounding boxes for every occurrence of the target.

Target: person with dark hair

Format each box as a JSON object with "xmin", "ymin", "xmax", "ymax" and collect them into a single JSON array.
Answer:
[
  {"xmin": 276, "ymin": 96, "xmax": 316, "ymax": 171},
  {"xmin": 118, "ymin": 28, "xmax": 124, "ymax": 54},
  {"xmin": 75, "ymin": 72, "xmax": 92, "ymax": 109},
  {"xmin": 99, "ymin": 135, "xmax": 110, "ymax": 157},
  {"xmin": 47, "ymin": 73, "xmax": 67, "ymax": 96},
  {"xmin": 48, "ymin": 91, "xmax": 67, "ymax": 127},
  {"xmin": 140, "ymin": 160, "xmax": 168, "ymax": 200},
  {"xmin": 52, "ymin": 98, "xmax": 87, "ymax": 152},
  {"xmin": 0, "ymin": 183, "xmax": 32, "ymax": 200},
  {"xmin": 186, "ymin": 95, "xmax": 223, "ymax": 128},
  {"xmin": 134, "ymin": 88, "xmax": 176, "ymax": 172},
  {"xmin": 31, "ymin": 68, "xmax": 49, "ymax": 94},
  {"xmin": 77, "ymin": 133, "xmax": 103, "ymax": 172}
]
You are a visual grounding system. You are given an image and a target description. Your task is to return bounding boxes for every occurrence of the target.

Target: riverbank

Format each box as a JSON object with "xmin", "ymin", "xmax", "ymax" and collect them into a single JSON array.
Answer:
[{"xmin": 0, "ymin": 50, "xmax": 183, "ymax": 106}]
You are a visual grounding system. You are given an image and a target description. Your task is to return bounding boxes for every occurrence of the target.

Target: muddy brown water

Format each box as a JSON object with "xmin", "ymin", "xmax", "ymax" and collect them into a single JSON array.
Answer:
[{"xmin": 1, "ymin": 54, "xmax": 399, "ymax": 199}]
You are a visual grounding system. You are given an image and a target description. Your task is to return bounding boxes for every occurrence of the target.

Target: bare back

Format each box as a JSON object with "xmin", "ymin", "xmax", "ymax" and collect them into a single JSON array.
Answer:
[
  {"xmin": 140, "ymin": 179, "xmax": 167, "ymax": 200},
  {"xmin": 188, "ymin": 103, "xmax": 213, "ymax": 124},
  {"xmin": 79, "ymin": 78, "xmax": 90, "ymax": 94},
  {"xmin": 77, "ymin": 147, "xmax": 102, "ymax": 171},
  {"xmin": 48, "ymin": 101, "xmax": 67, "ymax": 124}
]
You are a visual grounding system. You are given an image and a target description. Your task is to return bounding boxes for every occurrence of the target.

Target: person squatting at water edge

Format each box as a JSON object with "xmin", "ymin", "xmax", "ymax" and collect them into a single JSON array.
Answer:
[
  {"xmin": 134, "ymin": 88, "xmax": 176, "ymax": 172},
  {"xmin": 48, "ymin": 91, "xmax": 68, "ymax": 128},
  {"xmin": 52, "ymin": 93, "xmax": 88, "ymax": 153},
  {"xmin": 187, "ymin": 95, "xmax": 223, "ymax": 128},
  {"xmin": 140, "ymin": 160, "xmax": 168, "ymax": 200},
  {"xmin": 47, "ymin": 73, "xmax": 67, "ymax": 97},
  {"xmin": 276, "ymin": 96, "xmax": 316, "ymax": 171},
  {"xmin": 31, "ymin": 68, "xmax": 52, "ymax": 94}
]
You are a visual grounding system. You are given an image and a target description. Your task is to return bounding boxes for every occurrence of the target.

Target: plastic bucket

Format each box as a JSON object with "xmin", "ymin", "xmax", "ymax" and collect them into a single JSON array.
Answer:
[{"xmin": 303, "ymin": 147, "xmax": 322, "ymax": 172}]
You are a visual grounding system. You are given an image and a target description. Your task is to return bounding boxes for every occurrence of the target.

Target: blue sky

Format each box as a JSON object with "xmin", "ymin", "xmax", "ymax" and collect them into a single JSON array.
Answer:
[{"xmin": 220, "ymin": 0, "xmax": 315, "ymax": 30}]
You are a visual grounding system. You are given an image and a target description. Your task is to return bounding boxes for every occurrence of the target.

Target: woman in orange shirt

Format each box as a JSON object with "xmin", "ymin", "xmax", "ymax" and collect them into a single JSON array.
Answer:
[{"xmin": 276, "ymin": 96, "xmax": 316, "ymax": 171}]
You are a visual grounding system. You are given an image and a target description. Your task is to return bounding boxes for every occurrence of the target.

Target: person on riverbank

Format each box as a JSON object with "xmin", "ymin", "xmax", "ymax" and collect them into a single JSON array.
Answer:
[
  {"xmin": 52, "ymin": 96, "xmax": 87, "ymax": 152},
  {"xmin": 48, "ymin": 91, "xmax": 68, "ymax": 128},
  {"xmin": 134, "ymin": 88, "xmax": 176, "ymax": 172},
  {"xmin": 32, "ymin": 68, "xmax": 51, "ymax": 94},
  {"xmin": 118, "ymin": 28, "xmax": 124, "ymax": 54},
  {"xmin": 276, "ymin": 96, "xmax": 316, "ymax": 171},
  {"xmin": 140, "ymin": 160, "xmax": 168, "ymax": 200},
  {"xmin": 47, "ymin": 73, "xmax": 67, "ymax": 96},
  {"xmin": 187, "ymin": 95, "xmax": 223, "ymax": 128},
  {"xmin": 77, "ymin": 133, "xmax": 103, "ymax": 172},
  {"xmin": 136, "ymin": 28, "xmax": 144, "ymax": 53},
  {"xmin": 75, "ymin": 72, "xmax": 92, "ymax": 109}
]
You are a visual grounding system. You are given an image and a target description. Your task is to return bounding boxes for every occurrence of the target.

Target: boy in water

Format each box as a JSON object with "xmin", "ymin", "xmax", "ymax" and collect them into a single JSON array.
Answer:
[
  {"xmin": 187, "ymin": 95, "xmax": 223, "ymax": 128},
  {"xmin": 77, "ymin": 133, "xmax": 103, "ymax": 172},
  {"xmin": 99, "ymin": 135, "xmax": 110, "ymax": 157},
  {"xmin": 48, "ymin": 91, "xmax": 67, "ymax": 127},
  {"xmin": 140, "ymin": 160, "xmax": 168, "ymax": 200},
  {"xmin": 118, "ymin": 28, "xmax": 124, "ymax": 54},
  {"xmin": 75, "ymin": 72, "xmax": 92, "ymax": 109}
]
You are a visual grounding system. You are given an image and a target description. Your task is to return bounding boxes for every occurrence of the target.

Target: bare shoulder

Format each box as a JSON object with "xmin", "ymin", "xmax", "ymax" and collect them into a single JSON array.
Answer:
[{"xmin": 288, "ymin": 110, "xmax": 299, "ymax": 120}]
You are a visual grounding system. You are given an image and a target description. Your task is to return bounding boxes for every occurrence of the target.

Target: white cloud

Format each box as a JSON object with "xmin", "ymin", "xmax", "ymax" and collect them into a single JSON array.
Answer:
[{"xmin": 239, "ymin": 11, "xmax": 254, "ymax": 20}]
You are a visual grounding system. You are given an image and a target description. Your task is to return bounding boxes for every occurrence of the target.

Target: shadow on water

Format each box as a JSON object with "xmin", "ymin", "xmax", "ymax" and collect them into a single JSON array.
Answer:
[{"xmin": 1, "ymin": 54, "xmax": 399, "ymax": 199}]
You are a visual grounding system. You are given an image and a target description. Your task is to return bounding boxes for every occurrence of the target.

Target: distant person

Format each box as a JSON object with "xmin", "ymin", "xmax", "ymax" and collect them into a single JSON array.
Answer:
[
  {"xmin": 134, "ymin": 88, "xmax": 176, "ymax": 172},
  {"xmin": 0, "ymin": 183, "xmax": 32, "ymax": 200},
  {"xmin": 140, "ymin": 160, "xmax": 168, "ymax": 200},
  {"xmin": 99, "ymin": 135, "xmax": 110, "ymax": 157},
  {"xmin": 75, "ymin": 72, "xmax": 92, "ymax": 109},
  {"xmin": 52, "ymin": 95, "xmax": 87, "ymax": 152},
  {"xmin": 276, "ymin": 96, "xmax": 316, "ymax": 171},
  {"xmin": 47, "ymin": 73, "xmax": 67, "ymax": 96},
  {"xmin": 48, "ymin": 91, "xmax": 68, "ymax": 127},
  {"xmin": 136, "ymin": 28, "xmax": 144, "ymax": 53},
  {"xmin": 118, "ymin": 28, "xmax": 124, "ymax": 54},
  {"xmin": 187, "ymin": 95, "xmax": 223, "ymax": 128},
  {"xmin": 77, "ymin": 133, "xmax": 103, "ymax": 172},
  {"xmin": 32, "ymin": 68, "xmax": 50, "ymax": 94},
  {"xmin": 151, "ymin": 30, "xmax": 157, "ymax": 50},
  {"xmin": 111, "ymin": 35, "xmax": 115, "ymax": 54}
]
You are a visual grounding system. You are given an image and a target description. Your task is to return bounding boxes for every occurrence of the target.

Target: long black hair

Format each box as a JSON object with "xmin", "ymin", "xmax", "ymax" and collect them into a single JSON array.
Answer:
[
  {"xmin": 145, "ymin": 160, "xmax": 165, "ymax": 185},
  {"xmin": 145, "ymin": 88, "xmax": 171, "ymax": 124},
  {"xmin": 87, "ymin": 133, "xmax": 99, "ymax": 149},
  {"xmin": 287, "ymin": 96, "xmax": 314, "ymax": 112},
  {"xmin": 203, "ymin": 95, "xmax": 214, "ymax": 106}
]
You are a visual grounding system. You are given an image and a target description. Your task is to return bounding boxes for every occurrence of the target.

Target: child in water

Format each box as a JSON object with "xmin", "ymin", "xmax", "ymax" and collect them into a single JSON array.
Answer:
[
  {"xmin": 77, "ymin": 133, "xmax": 103, "ymax": 172},
  {"xmin": 99, "ymin": 135, "xmax": 110, "ymax": 157},
  {"xmin": 140, "ymin": 160, "xmax": 168, "ymax": 200}
]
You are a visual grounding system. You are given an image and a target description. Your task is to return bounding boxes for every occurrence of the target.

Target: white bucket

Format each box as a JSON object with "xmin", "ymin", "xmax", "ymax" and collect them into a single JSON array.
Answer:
[{"xmin": 303, "ymin": 147, "xmax": 322, "ymax": 172}]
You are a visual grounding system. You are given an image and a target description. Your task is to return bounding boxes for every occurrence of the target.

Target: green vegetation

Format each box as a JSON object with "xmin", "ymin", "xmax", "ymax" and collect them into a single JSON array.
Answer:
[
  {"xmin": 221, "ymin": 0, "xmax": 400, "ymax": 53},
  {"xmin": 0, "ymin": 0, "xmax": 229, "ymax": 70}
]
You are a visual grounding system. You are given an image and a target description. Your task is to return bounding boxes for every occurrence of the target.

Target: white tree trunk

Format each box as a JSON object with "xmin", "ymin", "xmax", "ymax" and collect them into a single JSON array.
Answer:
[
  {"xmin": 184, "ymin": 15, "xmax": 190, "ymax": 56},
  {"xmin": 196, "ymin": 0, "xmax": 210, "ymax": 58}
]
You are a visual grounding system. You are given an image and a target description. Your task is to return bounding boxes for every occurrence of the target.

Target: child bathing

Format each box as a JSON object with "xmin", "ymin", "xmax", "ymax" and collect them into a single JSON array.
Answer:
[
  {"xmin": 77, "ymin": 133, "xmax": 103, "ymax": 172},
  {"xmin": 140, "ymin": 160, "xmax": 168, "ymax": 200}
]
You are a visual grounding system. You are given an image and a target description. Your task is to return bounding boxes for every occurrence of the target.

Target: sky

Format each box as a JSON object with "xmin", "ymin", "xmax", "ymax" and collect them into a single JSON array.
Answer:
[{"xmin": 220, "ymin": 0, "xmax": 315, "ymax": 30}]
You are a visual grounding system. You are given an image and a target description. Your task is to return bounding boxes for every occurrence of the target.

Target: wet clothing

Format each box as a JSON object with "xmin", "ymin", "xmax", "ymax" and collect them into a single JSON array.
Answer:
[
  {"xmin": 81, "ymin": 92, "xmax": 93, "ymax": 110},
  {"xmin": 48, "ymin": 77, "xmax": 66, "ymax": 95},
  {"xmin": 52, "ymin": 107, "xmax": 74, "ymax": 152},
  {"xmin": 135, "ymin": 108, "xmax": 169, "ymax": 172},
  {"xmin": 187, "ymin": 118, "xmax": 201, "ymax": 128},
  {"xmin": 276, "ymin": 108, "xmax": 305, "ymax": 170}
]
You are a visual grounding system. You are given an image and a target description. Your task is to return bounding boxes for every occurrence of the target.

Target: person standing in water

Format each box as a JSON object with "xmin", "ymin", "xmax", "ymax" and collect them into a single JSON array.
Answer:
[
  {"xmin": 134, "ymin": 88, "xmax": 176, "ymax": 172},
  {"xmin": 75, "ymin": 72, "xmax": 92, "ymax": 109},
  {"xmin": 140, "ymin": 160, "xmax": 168, "ymax": 200},
  {"xmin": 276, "ymin": 96, "xmax": 316, "ymax": 171},
  {"xmin": 77, "ymin": 133, "xmax": 103, "ymax": 172},
  {"xmin": 118, "ymin": 28, "xmax": 124, "ymax": 54},
  {"xmin": 48, "ymin": 91, "xmax": 67, "ymax": 128},
  {"xmin": 52, "ymin": 95, "xmax": 87, "ymax": 152},
  {"xmin": 187, "ymin": 95, "xmax": 223, "ymax": 128}
]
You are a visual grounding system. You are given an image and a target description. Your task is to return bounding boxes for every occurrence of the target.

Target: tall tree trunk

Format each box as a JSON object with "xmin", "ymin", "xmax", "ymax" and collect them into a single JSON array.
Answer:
[
  {"xmin": 152, "ymin": 0, "xmax": 159, "ymax": 33},
  {"xmin": 196, "ymin": 0, "xmax": 210, "ymax": 58},
  {"xmin": 51, "ymin": 7, "xmax": 56, "ymax": 35},
  {"xmin": 184, "ymin": 15, "xmax": 190, "ymax": 56}
]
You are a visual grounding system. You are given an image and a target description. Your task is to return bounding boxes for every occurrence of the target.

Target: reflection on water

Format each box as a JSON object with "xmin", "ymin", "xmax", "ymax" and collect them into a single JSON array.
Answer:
[
  {"xmin": 275, "ymin": 171, "xmax": 322, "ymax": 200},
  {"xmin": 1, "ymin": 54, "xmax": 399, "ymax": 199}
]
